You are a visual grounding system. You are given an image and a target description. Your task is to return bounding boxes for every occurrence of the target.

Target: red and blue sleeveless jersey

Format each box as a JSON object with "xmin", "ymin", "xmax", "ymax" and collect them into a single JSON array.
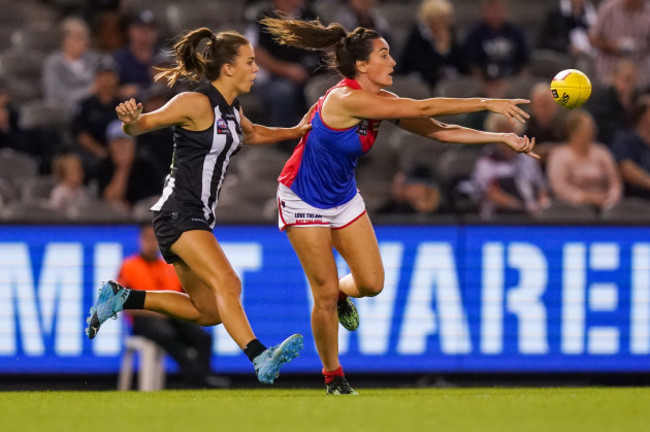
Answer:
[{"xmin": 278, "ymin": 78, "xmax": 381, "ymax": 208}]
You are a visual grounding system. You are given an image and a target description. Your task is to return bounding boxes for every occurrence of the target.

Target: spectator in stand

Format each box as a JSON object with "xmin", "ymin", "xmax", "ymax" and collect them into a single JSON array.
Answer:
[
  {"xmin": 547, "ymin": 110, "xmax": 621, "ymax": 211},
  {"xmin": 376, "ymin": 165, "xmax": 441, "ymax": 215},
  {"xmin": 612, "ymin": 95, "xmax": 650, "ymax": 199},
  {"xmin": 135, "ymin": 84, "xmax": 175, "ymax": 184},
  {"xmin": 397, "ymin": 0, "xmax": 466, "ymax": 89},
  {"xmin": 334, "ymin": 0, "xmax": 392, "ymax": 43},
  {"xmin": 113, "ymin": 10, "xmax": 167, "ymax": 99},
  {"xmin": 537, "ymin": 0, "xmax": 597, "ymax": 56},
  {"xmin": 589, "ymin": 0, "xmax": 650, "ymax": 89},
  {"xmin": 0, "ymin": 81, "xmax": 27, "ymax": 153},
  {"xmin": 524, "ymin": 82, "xmax": 564, "ymax": 161},
  {"xmin": 118, "ymin": 223, "xmax": 230, "ymax": 389},
  {"xmin": 42, "ymin": 17, "xmax": 108, "ymax": 117},
  {"xmin": 470, "ymin": 113, "xmax": 548, "ymax": 219},
  {"xmin": 83, "ymin": 0, "xmax": 126, "ymax": 53},
  {"xmin": 71, "ymin": 65, "xmax": 122, "ymax": 178},
  {"xmin": 49, "ymin": 153, "xmax": 94, "ymax": 213},
  {"xmin": 97, "ymin": 120, "xmax": 163, "ymax": 209},
  {"xmin": 248, "ymin": 0, "xmax": 321, "ymax": 150},
  {"xmin": 463, "ymin": 0, "xmax": 529, "ymax": 83},
  {"xmin": 587, "ymin": 59, "xmax": 638, "ymax": 147}
]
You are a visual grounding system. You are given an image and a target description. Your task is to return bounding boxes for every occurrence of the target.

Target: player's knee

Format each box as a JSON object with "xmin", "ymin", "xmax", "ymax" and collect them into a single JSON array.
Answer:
[
  {"xmin": 207, "ymin": 271, "xmax": 242, "ymax": 299},
  {"xmin": 358, "ymin": 278, "xmax": 384, "ymax": 297},
  {"xmin": 196, "ymin": 309, "xmax": 221, "ymax": 326},
  {"xmin": 313, "ymin": 291, "xmax": 338, "ymax": 311}
]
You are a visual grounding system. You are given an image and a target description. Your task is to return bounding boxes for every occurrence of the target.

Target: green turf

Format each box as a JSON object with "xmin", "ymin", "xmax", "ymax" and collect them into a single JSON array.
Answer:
[{"xmin": 2, "ymin": 387, "xmax": 649, "ymax": 432}]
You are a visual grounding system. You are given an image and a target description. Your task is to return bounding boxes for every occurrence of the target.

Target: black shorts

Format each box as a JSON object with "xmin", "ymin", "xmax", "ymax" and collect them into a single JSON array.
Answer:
[{"xmin": 152, "ymin": 210, "xmax": 212, "ymax": 264}]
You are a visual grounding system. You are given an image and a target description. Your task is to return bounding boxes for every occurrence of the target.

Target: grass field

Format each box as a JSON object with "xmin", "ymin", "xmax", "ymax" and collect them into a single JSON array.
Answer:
[{"xmin": 3, "ymin": 387, "xmax": 649, "ymax": 432}]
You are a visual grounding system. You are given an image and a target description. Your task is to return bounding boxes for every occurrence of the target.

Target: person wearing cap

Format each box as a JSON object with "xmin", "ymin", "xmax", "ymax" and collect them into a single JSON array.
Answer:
[
  {"xmin": 112, "ymin": 10, "xmax": 167, "ymax": 99},
  {"xmin": 97, "ymin": 119, "xmax": 163, "ymax": 209}
]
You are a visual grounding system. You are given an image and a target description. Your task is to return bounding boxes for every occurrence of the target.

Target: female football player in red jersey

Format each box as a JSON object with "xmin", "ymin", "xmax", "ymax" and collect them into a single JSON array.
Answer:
[{"xmin": 262, "ymin": 16, "xmax": 539, "ymax": 394}]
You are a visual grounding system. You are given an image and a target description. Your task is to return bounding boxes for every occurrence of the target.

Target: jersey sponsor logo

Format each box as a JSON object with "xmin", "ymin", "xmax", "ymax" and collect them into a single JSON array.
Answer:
[{"xmin": 216, "ymin": 118, "xmax": 230, "ymax": 134}]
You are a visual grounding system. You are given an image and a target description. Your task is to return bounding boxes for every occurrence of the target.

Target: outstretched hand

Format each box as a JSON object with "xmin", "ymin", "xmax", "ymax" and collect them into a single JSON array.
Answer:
[
  {"xmin": 486, "ymin": 99, "xmax": 530, "ymax": 124},
  {"xmin": 115, "ymin": 98, "xmax": 143, "ymax": 125},
  {"xmin": 503, "ymin": 133, "xmax": 540, "ymax": 160}
]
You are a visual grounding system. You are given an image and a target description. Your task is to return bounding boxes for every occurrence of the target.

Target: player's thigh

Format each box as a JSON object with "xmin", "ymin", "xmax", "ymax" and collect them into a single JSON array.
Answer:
[
  {"xmin": 173, "ymin": 259, "xmax": 222, "ymax": 324},
  {"xmin": 286, "ymin": 226, "xmax": 339, "ymax": 299},
  {"xmin": 331, "ymin": 213, "xmax": 384, "ymax": 289},
  {"xmin": 171, "ymin": 230, "xmax": 241, "ymax": 292}
]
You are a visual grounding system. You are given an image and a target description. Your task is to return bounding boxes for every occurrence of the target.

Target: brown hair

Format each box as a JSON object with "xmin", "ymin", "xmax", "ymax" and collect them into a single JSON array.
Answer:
[
  {"xmin": 155, "ymin": 27, "xmax": 249, "ymax": 87},
  {"xmin": 52, "ymin": 153, "xmax": 82, "ymax": 181},
  {"xmin": 260, "ymin": 16, "xmax": 382, "ymax": 79},
  {"xmin": 563, "ymin": 109, "xmax": 594, "ymax": 140}
]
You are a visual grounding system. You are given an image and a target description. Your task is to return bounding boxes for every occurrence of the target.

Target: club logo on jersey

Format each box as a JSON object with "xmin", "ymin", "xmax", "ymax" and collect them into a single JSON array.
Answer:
[
  {"xmin": 356, "ymin": 120, "xmax": 369, "ymax": 136},
  {"xmin": 216, "ymin": 118, "xmax": 230, "ymax": 134}
]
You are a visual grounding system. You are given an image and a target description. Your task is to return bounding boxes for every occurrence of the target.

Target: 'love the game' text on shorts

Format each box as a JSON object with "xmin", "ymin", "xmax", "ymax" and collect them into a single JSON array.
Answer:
[{"xmin": 277, "ymin": 183, "xmax": 367, "ymax": 230}]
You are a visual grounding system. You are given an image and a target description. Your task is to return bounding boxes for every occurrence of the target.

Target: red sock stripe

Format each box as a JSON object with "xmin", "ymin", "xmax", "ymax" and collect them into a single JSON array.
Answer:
[{"xmin": 323, "ymin": 366, "xmax": 344, "ymax": 384}]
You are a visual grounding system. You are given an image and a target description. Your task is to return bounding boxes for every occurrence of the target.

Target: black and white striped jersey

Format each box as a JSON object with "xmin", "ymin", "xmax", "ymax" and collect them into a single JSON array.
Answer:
[{"xmin": 151, "ymin": 82, "xmax": 243, "ymax": 228}]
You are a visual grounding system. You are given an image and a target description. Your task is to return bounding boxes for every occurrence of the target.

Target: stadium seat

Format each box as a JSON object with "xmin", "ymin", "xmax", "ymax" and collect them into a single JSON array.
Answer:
[
  {"xmin": 535, "ymin": 199, "xmax": 598, "ymax": 222},
  {"xmin": 0, "ymin": 177, "xmax": 19, "ymax": 204},
  {"xmin": 21, "ymin": 175, "xmax": 56, "ymax": 203},
  {"xmin": 434, "ymin": 76, "xmax": 483, "ymax": 98},
  {"xmin": 0, "ymin": 149, "xmax": 38, "ymax": 188},
  {"xmin": 118, "ymin": 336, "xmax": 166, "ymax": 392},
  {"xmin": 19, "ymin": 100, "xmax": 70, "ymax": 132},
  {"xmin": 304, "ymin": 73, "xmax": 339, "ymax": 106},
  {"xmin": 0, "ymin": 49, "xmax": 45, "ymax": 84},
  {"xmin": 11, "ymin": 27, "xmax": 59, "ymax": 53},
  {"xmin": 396, "ymin": 130, "xmax": 452, "ymax": 172},
  {"xmin": 131, "ymin": 195, "xmax": 161, "ymax": 223},
  {"xmin": 601, "ymin": 199, "xmax": 650, "ymax": 223},
  {"xmin": 234, "ymin": 146, "xmax": 289, "ymax": 182},
  {"xmin": 165, "ymin": 1, "xmax": 245, "ymax": 35},
  {"xmin": 0, "ymin": 201, "xmax": 67, "ymax": 222},
  {"xmin": 389, "ymin": 75, "xmax": 433, "ymax": 99},
  {"xmin": 66, "ymin": 201, "xmax": 132, "ymax": 223},
  {"xmin": 530, "ymin": 50, "xmax": 575, "ymax": 79}
]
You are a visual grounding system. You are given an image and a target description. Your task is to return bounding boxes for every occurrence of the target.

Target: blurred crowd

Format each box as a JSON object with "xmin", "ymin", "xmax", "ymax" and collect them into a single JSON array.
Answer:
[{"xmin": 0, "ymin": 0, "xmax": 649, "ymax": 223}]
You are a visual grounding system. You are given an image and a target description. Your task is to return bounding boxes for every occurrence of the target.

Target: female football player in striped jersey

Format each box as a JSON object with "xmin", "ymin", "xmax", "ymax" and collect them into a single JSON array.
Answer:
[{"xmin": 86, "ymin": 27, "xmax": 312, "ymax": 385}]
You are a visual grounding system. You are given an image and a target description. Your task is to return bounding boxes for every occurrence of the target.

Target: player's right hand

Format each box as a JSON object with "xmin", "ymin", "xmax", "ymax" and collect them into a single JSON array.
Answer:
[
  {"xmin": 486, "ymin": 99, "xmax": 530, "ymax": 124},
  {"xmin": 115, "ymin": 98, "xmax": 143, "ymax": 125}
]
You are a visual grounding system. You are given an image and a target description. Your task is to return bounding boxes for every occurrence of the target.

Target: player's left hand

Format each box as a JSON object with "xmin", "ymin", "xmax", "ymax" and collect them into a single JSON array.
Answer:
[
  {"xmin": 296, "ymin": 102, "xmax": 316, "ymax": 137},
  {"xmin": 503, "ymin": 133, "xmax": 540, "ymax": 159},
  {"xmin": 486, "ymin": 99, "xmax": 530, "ymax": 124}
]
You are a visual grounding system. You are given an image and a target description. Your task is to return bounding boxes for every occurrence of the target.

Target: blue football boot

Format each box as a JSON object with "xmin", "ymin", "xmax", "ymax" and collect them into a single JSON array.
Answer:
[
  {"xmin": 253, "ymin": 334, "xmax": 304, "ymax": 384},
  {"xmin": 85, "ymin": 280, "xmax": 130, "ymax": 339}
]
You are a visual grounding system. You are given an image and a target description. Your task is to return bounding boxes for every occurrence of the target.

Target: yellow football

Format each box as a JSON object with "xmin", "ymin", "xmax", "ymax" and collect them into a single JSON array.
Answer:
[{"xmin": 550, "ymin": 69, "xmax": 592, "ymax": 109}]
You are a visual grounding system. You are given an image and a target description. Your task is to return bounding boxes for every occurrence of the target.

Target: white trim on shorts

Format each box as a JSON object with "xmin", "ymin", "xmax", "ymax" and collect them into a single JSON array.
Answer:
[{"xmin": 277, "ymin": 183, "xmax": 366, "ymax": 231}]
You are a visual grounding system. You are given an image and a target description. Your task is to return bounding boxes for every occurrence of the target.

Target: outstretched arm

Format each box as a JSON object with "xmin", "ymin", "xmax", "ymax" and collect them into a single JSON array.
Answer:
[
  {"xmin": 240, "ymin": 104, "xmax": 314, "ymax": 146},
  {"xmin": 397, "ymin": 116, "xmax": 540, "ymax": 159},
  {"xmin": 331, "ymin": 88, "xmax": 530, "ymax": 124}
]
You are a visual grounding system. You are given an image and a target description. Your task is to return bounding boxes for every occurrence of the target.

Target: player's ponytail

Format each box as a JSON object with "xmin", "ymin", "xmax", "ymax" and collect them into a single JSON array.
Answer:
[
  {"xmin": 156, "ymin": 27, "xmax": 249, "ymax": 87},
  {"xmin": 261, "ymin": 17, "xmax": 381, "ymax": 79}
]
